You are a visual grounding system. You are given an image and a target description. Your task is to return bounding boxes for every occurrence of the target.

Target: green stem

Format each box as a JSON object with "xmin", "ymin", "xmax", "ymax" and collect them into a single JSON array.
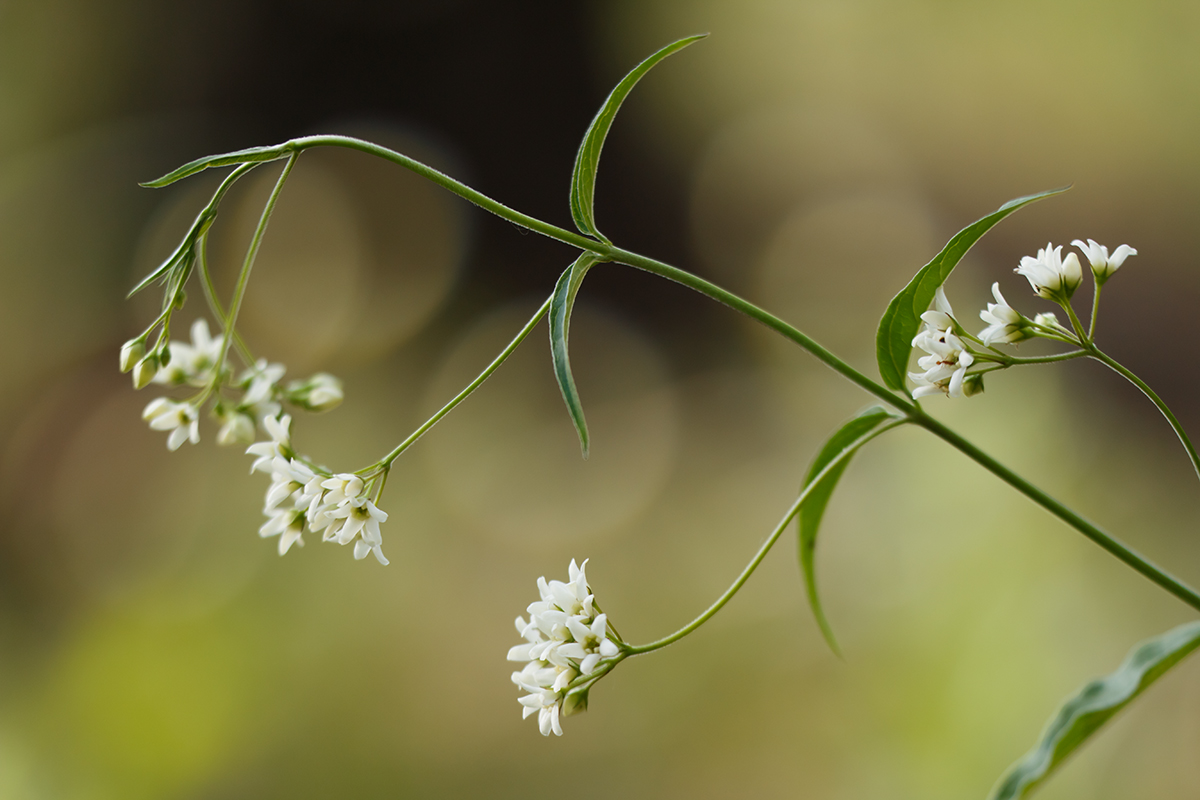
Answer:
[
  {"xmin": 607, "ymin": 247, "xmax": 917, "ymax": 414},
  {"xmin": 211, "ymin": 136, "xmax": 1200, "ymax": 616},
  {"xmin": 1090, "ymin": 348, "xmax": 1200, "ymax": 483},
  {"xmin": 996, "ymin": 350, "xmax": 1089, "ymax": 366},
  {"xmin": 1061, "ymin": 299, "xmax": 1089, "ymax": 345},
  {"xmin": 280, "ymin": 136, "xmax": 603, "ymax": 251},
  {"xmin": 911, "ymin": 411, "xmax": 1200, "ymax": 612},
  {"xmin": 1088, "ymin": 282, "xmax": 1102, "ymax": 340},
  {"xmin": 374, "ymin": 295, "xmax": 552, "ymax": 468},
  {"xmin": 214, "ymin": 154, "xmax": 297, "ymax": 379},
  {"xmin": 625, "ymin": 419, "xmax": 907, "ymax": 656},
  {"xmin": 196, "ymin": 232, "xmax": 255, "ymax": 367}
]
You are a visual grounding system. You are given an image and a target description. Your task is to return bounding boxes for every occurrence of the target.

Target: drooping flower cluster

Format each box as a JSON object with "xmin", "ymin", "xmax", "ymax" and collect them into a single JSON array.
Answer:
[
  {"xmin": 150, "ymin": 319, "xmax": 227, "ymax": 388},
  {"xmin": 909, "ymin": 289, "xmax": 978, "ymax": 398},
  {"xmin": 247, "ymin": 415, "xmax": 390, "ymax": 564},
  {"xmin": 508, "ymin": 559, "xmax": 621, "ymax": 736},
  {"xmin": 121, "ymin": 317, "xmax": 343, "ymax": 451}
]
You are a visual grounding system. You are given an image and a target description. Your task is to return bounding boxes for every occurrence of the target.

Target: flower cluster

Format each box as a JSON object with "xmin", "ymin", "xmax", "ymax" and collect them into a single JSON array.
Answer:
[
  {"xmin": 247, "ymin": 415, "xmax": 390, "ymax": 564},
  {"xmin": 909, "ymin": 239, "xmax": 1137, "ymax": 400},
  {"xmin": 508, "ymin": 559, "xmax": 621, "ymax": 736},
  {"xmin": 121, "ymin": 317, "xmax": 344, "ymax": 451},
  {"xmin": 909, "ymin": 289, "xmax": 978, "ymax": 398}
]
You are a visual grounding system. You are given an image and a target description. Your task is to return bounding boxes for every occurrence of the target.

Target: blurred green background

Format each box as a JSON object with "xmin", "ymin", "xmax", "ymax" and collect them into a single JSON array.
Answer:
[{"xmin": 2, "ymin": 1, "xmax": 1199, "ymax": 798}]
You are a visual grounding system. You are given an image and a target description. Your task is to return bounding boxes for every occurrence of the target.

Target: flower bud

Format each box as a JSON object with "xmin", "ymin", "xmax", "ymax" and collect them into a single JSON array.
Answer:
[
  {"xmin": 216, "ymin": 409, "xmax": 256, "ymax": 446},
  {"xmin": 562, "ymin": 688, "xmax": 589, "ymax": 718},
  {"xmin": 119, "ymin": 338, "xmax": 145, "ymax": 373},
  {"xmin": 287, "ymin": 373, "xmax": 344, "ymax": 412},
  {"xmin": 962, "ymin": 373, "xmax": 985, "ymax": 397},
  {"xmin": 132, "ymin": 353, "xmax": 160, "ymax": 390}
]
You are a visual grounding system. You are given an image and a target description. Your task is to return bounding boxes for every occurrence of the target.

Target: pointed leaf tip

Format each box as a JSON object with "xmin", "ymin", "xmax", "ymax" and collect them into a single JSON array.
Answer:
[
  {"xmin": 141, "ymin": 144, "xmax": 289, "ymax": 188},
  {"xmin": 550, "ymin": 253, "xmax": 603, "ymax": 458},
  {"xmin": 797, "ymin": 407, "xmax": 898, "ymax": 657},
  {"xmin": 874, "ymin": 186, "xmax": 1070, "ymax": 392},
  {"xmin": 569, "ymin": 35, "xmax": 707, "ymax": 242}
]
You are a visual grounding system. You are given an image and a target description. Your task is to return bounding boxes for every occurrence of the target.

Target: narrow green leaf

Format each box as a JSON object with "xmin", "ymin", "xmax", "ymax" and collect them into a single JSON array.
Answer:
[
  {"xmin": 550, "ymin": 253, "xmax": 603, "ymax": 458},
  {"xmin": 127, "ymin": 246, "xmax": 187, "ymax": 298},
  {"xmin": 798, "ymin": 406, "xmax": 894, "ymax": 656},
  {"xmin": 874, "ymin": 187, "xmax": 1070, "ymax": 392},
  {"xmin": 141, "ymin": 144, "xmax": 288, "ymax": 188},
  {"xmin": 569, "ymin": 34, "xmax": 707, "ymax": 243},
  {"xmin": 989, "ymin": 621, "xmax": 1200, "ymax": 800}
]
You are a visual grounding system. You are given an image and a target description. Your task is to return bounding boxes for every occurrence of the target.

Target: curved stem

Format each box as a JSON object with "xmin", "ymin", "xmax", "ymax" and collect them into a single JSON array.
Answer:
[
  {"xmin": 215, "ymin": 154, "xmax": 297, "ymax": 376},
  {"xmin": 625, "ymin": 419, "xmax": 907, "ymax": 656},
  {"xmin": 998, "ymin": 350, "xmax": 1089, "ymax": 366},
  {"xmin": 912, "ymin": 410, "xmax": 1200, "ymax": 612},
  {"xmin": 204, "ymin": 136, "xmax": 1200, "ymax": 615},
  {"xmin": 286, "ymin": 136, "xmax": 604, "ymax": 252},
  {"xmin": 1090, "ymin": 348, "xmax": 1200, "ymax": 483},
  {"xmin": 374, "ymin": 295, "xmax": 552, "ymax": 469}
]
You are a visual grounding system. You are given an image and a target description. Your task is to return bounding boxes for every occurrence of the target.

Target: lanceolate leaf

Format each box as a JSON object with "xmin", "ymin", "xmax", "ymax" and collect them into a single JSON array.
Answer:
[
  {"xmin": 798, "ymin": 406, "xmax": 895, "ymax": 656},
  {"xmin": 550, "ymin": 253, "xmax": 603, "ymax": 458},
  {"xmin": 569, "ymin": 34, "xmax": 707, "ymax": 243},
  {"xmin": 874, "ymin": 187, "xmax": 1069, "ymax": 392},
  {"xmin": 989, "ymin": 621, "xmax": 1200, "ymax": 800},
  {"xmin": 141, "ymin": 143, "xmax": 288, "ymax": 188}
]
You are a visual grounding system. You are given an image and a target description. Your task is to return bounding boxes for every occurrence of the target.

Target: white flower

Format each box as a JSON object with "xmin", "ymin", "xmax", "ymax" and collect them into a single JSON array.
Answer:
[
  {"xmin": 239, "ymin": 359, "xmax": 286, "ymax": 422},
  {"xmin": 908, "ymin": 290, "xmax": 975, "ymax": 399},
  {"xmin": 560, "ymin": 613, "xmax": 621, "ymax": 674},
  {"xmin": 517, "ymin": 685, "xmax": 564, "ymax": 737},
  {"xmin": 151, "ymin": 319, "xmax": 225, "ymax": 387},
  {"xmin": 246, "ymin": 414, "xmax": 293, "ymax": 474},
  {"xmin": 507, "ymin": 559, "xmax": 621, "ymax": 736},
  {"xmin": 1015, "ymin": 243, "xmax": 1082, "ymax": 301},
  {"xmin": 978, "ymin": 283, "xmax": 1032, "ymax": 346},
  {"xmin": 142, "ymin": 397, "xmax": 200, "ymax": 451},
  {"xmin": 319, "ymin": 473, "xmax": 364, "ymax": 507},
  {"xmin": 259, "ymin": 508, "xmax": 306, "ymax": 555},
  {"xmin": 287, "ymin": 373, "xmax": 344, "ymax": 412},
  {"xmin": 264, "ymin": 457, "xmax": 315, "ymax": 511},
  {"xmin": 326, "ymin": 498, "xmax": 389, "ymax": 565},
  {"xmin": 1072, "ymin": 238, "xmax": 1136, "ymax": 283},
  {"xmin": 922, "ymin": 287, "xmax": 957, "ymax": 332}
]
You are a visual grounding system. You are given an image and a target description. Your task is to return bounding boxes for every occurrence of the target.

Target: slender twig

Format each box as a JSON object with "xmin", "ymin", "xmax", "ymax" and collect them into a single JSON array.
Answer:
[
  {"xmin": 625, "ymin": 419, "xmax": 908, "ymax": 655},
  {"xmin": 373, "ymin": 296, "xmax": 553, "ymax": 469},
  {"xmin": 1090, "ymin": 348, "xmax": 1200, "ymax": 484}
]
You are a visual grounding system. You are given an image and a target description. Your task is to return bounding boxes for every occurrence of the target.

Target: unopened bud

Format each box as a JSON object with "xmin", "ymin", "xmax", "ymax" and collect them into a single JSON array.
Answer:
[
  {"xmin": 962, "ymin": 373, "xmax": 985, "ymax": 397},
  {"xmin": 119, "ymin": 338, "xmax": 145, "ymax": 373},
  {"xmin": 132, "ymin": 353, "xmax": 160, "ymax": 390},
  {"xmin": 216, "ymin": 410, "xmax": 256, "ymax": 446},
  {"xmin": 562, "ymin": 688, "xmax": 589, "ymax": 718},
  {"xmin": 287, "ymin": 373, "xmax": 344, "ymax": 412}
]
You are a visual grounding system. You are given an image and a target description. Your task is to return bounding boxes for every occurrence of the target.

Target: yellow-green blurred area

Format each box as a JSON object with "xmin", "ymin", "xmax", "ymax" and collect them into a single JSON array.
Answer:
[{"xmin": 2, "ymin": 0, "xmax": 1200, "ymax": 797}]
